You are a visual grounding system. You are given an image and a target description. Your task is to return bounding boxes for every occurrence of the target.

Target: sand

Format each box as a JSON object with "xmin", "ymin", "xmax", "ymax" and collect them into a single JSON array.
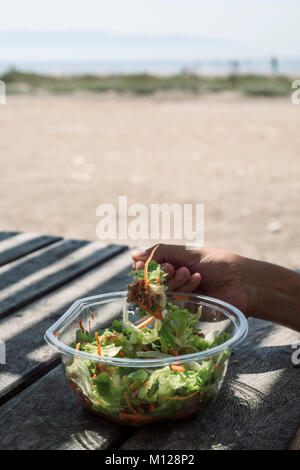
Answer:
[{"xmin": 0, "ymin": 92, "xmax": 299, "ymax": 269}]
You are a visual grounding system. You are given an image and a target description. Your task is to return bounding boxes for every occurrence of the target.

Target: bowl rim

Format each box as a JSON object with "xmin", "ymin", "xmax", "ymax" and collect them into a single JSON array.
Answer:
[{"xmin": 44, "ymin": 291, "xmax": 248, "ymax": 367}]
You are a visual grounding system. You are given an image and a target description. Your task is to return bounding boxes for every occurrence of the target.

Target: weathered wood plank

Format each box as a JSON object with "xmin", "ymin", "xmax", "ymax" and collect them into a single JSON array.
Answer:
[
  {"xmin": 0, "ymin": 240, "xmax": 127, "ymax": 319},
  {"xmin": 289, "ymin": 426, "xmax": 300, "ymax": 450},
  {"xmin": 0, "ymin": 249, "xmax": 132, "ymax": 403},
  {"xmin": 121, "ymin": 319, "xmax": 300, "ymax": 450},
  {"xmin": 0, "ymin": 366, "xmax": 132, "ymax": 450},
  {"xmin": 0, "ymin": 232, "xmax": 18, "ymax": 242},
  {"xmin": 0, "ymin": 232, "xmax": 60, "ymax": 266},
  {"xmin": 0, "ymin": 239, "xmax": 86, "ymax": 289}
]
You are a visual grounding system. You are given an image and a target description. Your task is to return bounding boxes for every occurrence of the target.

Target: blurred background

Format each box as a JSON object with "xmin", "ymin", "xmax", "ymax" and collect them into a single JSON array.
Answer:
[{"xmin": 0, "ymin": 0, "xmax": 299, "ymax": 267}]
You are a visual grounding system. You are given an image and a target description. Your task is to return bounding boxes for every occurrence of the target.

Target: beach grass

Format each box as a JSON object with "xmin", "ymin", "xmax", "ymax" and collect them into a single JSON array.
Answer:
[{"xmin": 0, "ymin": 69, "xmax": 292, "ymax": 97}]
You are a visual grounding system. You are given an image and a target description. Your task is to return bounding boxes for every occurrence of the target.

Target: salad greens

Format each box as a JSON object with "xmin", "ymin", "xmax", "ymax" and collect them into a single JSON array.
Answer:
[
  {"xmin": 66, "ymin": 256, "xmax": 231, "ymax": 426},
  {"xmin": 128, "ymin": 260, "xmax": 168, "ymax": 284}
]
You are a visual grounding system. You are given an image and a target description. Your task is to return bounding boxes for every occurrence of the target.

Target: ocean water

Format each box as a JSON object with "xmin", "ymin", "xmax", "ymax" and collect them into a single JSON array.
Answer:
[{"xmin": 0, "ymin": 31, "xmax": 300, "ymax": 76}]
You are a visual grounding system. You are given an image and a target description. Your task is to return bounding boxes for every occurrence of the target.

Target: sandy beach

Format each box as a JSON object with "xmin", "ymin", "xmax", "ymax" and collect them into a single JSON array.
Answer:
[{"xmin": 0, "ymin": 92, "xmax": 299, "ymax": 268}]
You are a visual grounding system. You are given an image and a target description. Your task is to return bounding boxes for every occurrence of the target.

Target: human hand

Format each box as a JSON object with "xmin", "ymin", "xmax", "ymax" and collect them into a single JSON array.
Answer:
[{"xmin": 132, "ymin": 244, "xmax": 254, "ymax": 316}]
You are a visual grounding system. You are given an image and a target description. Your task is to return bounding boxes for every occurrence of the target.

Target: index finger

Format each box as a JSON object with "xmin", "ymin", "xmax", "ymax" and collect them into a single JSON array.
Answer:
[{"xmin": 131, "ymin": 244, "xmax": 192, "ymax": 268}]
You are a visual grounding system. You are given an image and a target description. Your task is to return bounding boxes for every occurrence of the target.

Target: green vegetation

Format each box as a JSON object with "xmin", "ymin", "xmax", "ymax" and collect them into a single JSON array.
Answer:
[
  {"xmin": 0, "ymin": 69, "xmax": 292, "ymax": 97},
  {"xmin": 238, "ymin": 79, "xmax": 290, "ymax": 97}
]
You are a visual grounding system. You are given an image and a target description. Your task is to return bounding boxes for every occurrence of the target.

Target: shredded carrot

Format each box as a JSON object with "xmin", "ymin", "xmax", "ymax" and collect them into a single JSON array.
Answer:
[
  {"xmin": 124, "ymin": 392, "xmax": 138, "ymax": 414},
  {"xmin": 149, "ymin": 403, "xmax": 156, "ymax": 412},
  {"xmin": 161, "ymin": 390, "xmax": 199, "ymax": 401},
  {"xmin": 168, "ymin": 348, "xmax": 179, "ymax": 356},
  {"xmin": 144, "ymin": 245, "xmax": 160, "ymax": 306},
  {"xmin": 137, "ymin": 316, "xmax": 155, "ymax": 329},
  {"xmin": 136, "ymin": 300, "xmax": 163, "ymax": 321},
  {"xmin": 53, "ymin": 331, "xmax": 61, "ymax": 337},
  {"xmin": 89, "ymin": 311, "xmax": 95, "ymax": 319},
  {"xmin": 141, "ymin": 344, "xmax": 151, "ymax": 351},
  {"xmin": 95, "ymin": 332, "xmax": 101, "ymax": 356},
  {"xmin": 156, "ymin": 276, "xmax": 160, "ymax": 283},
  {"xmin": 134, "ymin": 316, "xmax": 148, "ymax": 326},
  {"xmin": 174, "ymin": 295, "xmax": 189, "ymax": 301},
  {"xmin": 118, "ymin": 351, "xmax": 126, "ymax": 358},
  {"xmin": 95, "ymin": 332, "xmax": 105, "ymax": 372},
  {"xmin": 119, "ymin": 412, "xmax": 161, "ymax": 423},
  {"xmin": 144, "ymin": 245, "xmax": 160, "ymax": 289},
  {"xmin": 171, "ymin": 364, "xmax": 185, "ymax": 372},
  {"xmin": 93, "ymin": 374, "xmax": 97, "ymax": 379},
  {"xmin": 74, "ymin": 342, "xmax": 81, "ymax": 362},
  {"xmin": 79, "ymin": 319, "xmax": 85, "ymax": 333}
]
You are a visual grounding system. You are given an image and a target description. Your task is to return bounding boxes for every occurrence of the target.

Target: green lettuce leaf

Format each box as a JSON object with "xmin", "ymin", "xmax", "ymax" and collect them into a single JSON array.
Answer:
[
  {"xmin": 123, "ymin": 305, "xmax": 161, "ymax": 345},
  {"xmin": 159, "ymin": 318, "xmax": 176, "ymax": 353},
  {"xmin": 75, "ymin": 329, "xmax": 94, "ymax": 344},
  {"xmin": 109, "ymin": 319, "xmax": 123, "ymax": 333},
  {"xmin": 210, "ymin": 332, "xmax": 231, "ymax": 348},
  {"xmin": 128, "ymin": 260, "xmax": 168, "ymax": 284},
  {"xmin": 93, "ymin": 370, "xmax": 126, "ymax": 415},
  {"xmin": 153, "ymin": 399, "xmax": 182, "ymax": 417},
  {"xmin": 164, "ymin": 304, "xmax": 202, "ymax": 350},
  {"xmin": 128, "ymin": 369, "xmax": 148, "ymax": 383},
  {"xmin": 65, "ymin": 359, "xmax": 99, "ymax": 402}
]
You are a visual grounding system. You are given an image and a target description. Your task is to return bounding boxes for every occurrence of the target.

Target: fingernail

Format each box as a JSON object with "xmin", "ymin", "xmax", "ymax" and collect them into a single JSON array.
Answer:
[{"xmin": 192, "ymin": 273, "xmax": 201, "ymax": 283}]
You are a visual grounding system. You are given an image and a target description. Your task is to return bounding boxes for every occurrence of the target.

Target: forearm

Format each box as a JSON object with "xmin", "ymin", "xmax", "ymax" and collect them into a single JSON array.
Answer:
[{"xmin": 246, "ymin": 258, "xmax": 300, "ymax": 331}]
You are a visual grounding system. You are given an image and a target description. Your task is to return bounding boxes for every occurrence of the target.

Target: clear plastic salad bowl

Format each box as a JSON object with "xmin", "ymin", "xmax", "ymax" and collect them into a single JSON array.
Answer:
[{"xmin": 45, "ymin": 291, "xmax": 248, "ymax": 427}]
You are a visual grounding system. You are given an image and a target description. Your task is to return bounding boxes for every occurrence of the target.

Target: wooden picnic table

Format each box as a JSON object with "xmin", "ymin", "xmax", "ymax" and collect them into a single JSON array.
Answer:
[{"xmin": 0, "ymin": 230, "xmax": 299, "ymax": 450}]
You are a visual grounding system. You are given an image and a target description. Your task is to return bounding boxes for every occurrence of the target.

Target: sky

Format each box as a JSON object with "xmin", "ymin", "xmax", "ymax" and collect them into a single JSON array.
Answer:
[{"xmin": 0, "ymin": 0, "xmax": 299, "ymax": 66}]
